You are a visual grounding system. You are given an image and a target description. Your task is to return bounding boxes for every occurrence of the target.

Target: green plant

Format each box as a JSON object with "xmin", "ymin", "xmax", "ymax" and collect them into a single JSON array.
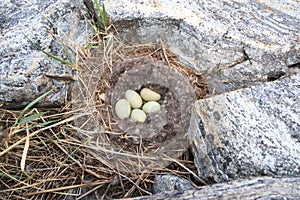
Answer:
[
  {"xmin": 58, "ymin": 37, "xmax": 74, "ymax": 65},
  {"xmin": 60, "ymin": 139, "xmax": 89, "ymax": 167},
  {"xmin": 94, "ymin": 1, "xmax": 108, "ymax": 35},
  {"xmin": 7, "ymin": 89, "xmax": 59, "ymax": 172},
  {"xmin": 11, "ymin": 88, "xmax": 59, "ymax": 137},
  {"xmin": 23, "ymin": 34, "xmax": 75, "ymax": 68},
  {"xmin": 14, "ymin": 89, "xmax": 54, "ymax": 126}
]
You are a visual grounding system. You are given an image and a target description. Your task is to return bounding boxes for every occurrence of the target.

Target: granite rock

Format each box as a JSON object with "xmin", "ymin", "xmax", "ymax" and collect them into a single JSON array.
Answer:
[
  {"xmin": 132, "ymin": 177, "xmax": 300, "ymax": 200},
  {"xmin": 1, "ymin": 0, "xmax": 299, "ymax": 107},
  {"xmin": 0, "ymin": 0, "xmax": 92, "ymax": 108},
  {"xmin": 153, "ymin": 174, "xmax": 194, "ymax": 194},
  {"xmin": 189, "ymin": 73, "xmax": 300, "ymax": 182},
  {"xmin": 101, "ymin": 0, "xmax": 300, "ymax": 94}
]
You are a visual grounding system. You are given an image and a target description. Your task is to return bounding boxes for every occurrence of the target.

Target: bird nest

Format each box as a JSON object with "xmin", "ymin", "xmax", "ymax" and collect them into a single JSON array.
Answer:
[
  {"xmin": 73, "ymin": 42, "xmax": 208, "ymax": 173},
  {"xmin": 0, "ymin": 40, "xmax": 208, "ymax": 199}
]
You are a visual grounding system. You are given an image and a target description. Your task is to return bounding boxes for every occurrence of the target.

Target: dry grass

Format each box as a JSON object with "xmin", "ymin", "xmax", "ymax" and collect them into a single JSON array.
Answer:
[
  {"xmin": 0, "ymin": 108, "xmax": 200, "ymax": 199},
  {"xmin": 0, "ymin": 29, "xmax": 208, "ymax": 199}
]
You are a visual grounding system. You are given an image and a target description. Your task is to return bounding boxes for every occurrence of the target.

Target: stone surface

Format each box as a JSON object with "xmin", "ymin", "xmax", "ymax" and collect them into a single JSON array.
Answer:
[
  {"xmin": 1, "ymin": 0, "xmax": 299, "ymax": 107},
  {"xmin": 0, "ymin": 0, "xmax": 91, "ymax": 108},
  {"xmin": 115, "ymin": 99, "xmax": 131, "ymax": 120},
  {"xmin": 130, "ymin": 109, "xmax": 147, "ymax": 123},
  {"xmin": 153, "ymin": 174, "xmax": 194, "ymax": 194},
  {"xmin": 102, "ymin": 0, "xmax": 300, "ymax": 95},
  {"xmin": 125, "ymin": 89, "xmax": 143, "ymax": 108},
  {"xmin": 142, "ymin": 101, "xmax": 161, "ymax": 114},
  {"xmin": 140, "ymin": 88, "xmax": 161, "ymax": 101},
  {"xmin": 189, "ymin": 73, "xmax": 300, "ymax": 183},
  {"xmin": 131, "ymin": 177, "xmax": 300, "ymax": 200}
]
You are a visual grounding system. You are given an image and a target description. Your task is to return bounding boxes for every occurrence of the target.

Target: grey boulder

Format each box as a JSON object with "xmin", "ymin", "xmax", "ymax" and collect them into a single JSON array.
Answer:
[
  {"xmin": 189, "ymin": 73, "xmax": 300, "ymax": 182},
  {"xmin": 131, "ymin": 177, "xmax": 300, "ymax": 200},
  {"xmin": 103, "ymin": 0, "xmax": 300, "ymax": 94},
  {"xmin": 153, "ymin": 174, "xmax": 194, "ymax": 194},
  {"xmin": 0, "ymin": 0, "xmax": 91, "ymax": 108}
]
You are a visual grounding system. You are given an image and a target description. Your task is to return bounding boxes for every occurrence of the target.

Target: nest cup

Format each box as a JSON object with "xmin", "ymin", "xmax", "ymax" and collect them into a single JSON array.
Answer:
[{"xmin": 73, "ymin": 56, "xmax": 196, "ymax": 173}]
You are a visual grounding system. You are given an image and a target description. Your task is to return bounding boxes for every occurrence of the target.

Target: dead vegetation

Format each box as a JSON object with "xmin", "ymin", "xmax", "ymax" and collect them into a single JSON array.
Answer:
[
  {"xmin": 0, "ymin": 107, "xmax": 201, "ymax": 199},
  {"xmin": 0, "ymin": 25, "xmax": 208, "ymax": 199}
]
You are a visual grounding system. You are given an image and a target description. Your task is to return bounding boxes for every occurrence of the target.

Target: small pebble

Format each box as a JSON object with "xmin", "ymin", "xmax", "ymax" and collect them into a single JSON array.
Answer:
[
  {"xmin": 115, "ymin": 99, "xmax": 131, "ymax": 120},
  {"xmin": 142, "ymin": 101, "xmax": 161, "ymax": 114},
  {"xmin": 131, "ymin": 109, "xmax": 147, "ymax": 123},
  {"xmin": 125, "ymin": 89, "xmax": 143, "ymax": 108},
  {"xmin": 140, "ymin": 88, "xmax": 161, "ymax": 101}
]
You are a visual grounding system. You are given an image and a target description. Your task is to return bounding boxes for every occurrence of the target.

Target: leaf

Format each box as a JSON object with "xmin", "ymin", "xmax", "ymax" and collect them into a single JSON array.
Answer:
[
  {"xmin": 18, "ymin": 112, "xmax": 46, "ymax": 124},
  {"xmin": 59, "ymin": 38, "xmax": 73, "ymax": 64},
  {"xmin": 23, "ymin": 34, "xmax": 74, "ymax": 67},
  {"xmin": 94, "ymin": 0, "xmax": 102, "ymax": 31},
  {"xmin": 101, "ymin": 4, "xmax": 108, "ymax": 29},
  {"xmin": 34, "ymin": 120, "xmax": 59, "ymax": 127},
  {"xmin": 60, "ymin": 140, "xmax": 89, "ymax": 167},
  {"xmin": 93, "ymin": 1, "xmax": 108, "ymax": 34},
  {"xmin": 85, "ymin": 44, "xmax": 98, "ymax": 49},
  {"xmin": 13, "ymin": 120, "xmax": 59, "ymax": 135},
  {"xmin": 17, "ymin": 89, "xmax": 54, "ymax": 124}
]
